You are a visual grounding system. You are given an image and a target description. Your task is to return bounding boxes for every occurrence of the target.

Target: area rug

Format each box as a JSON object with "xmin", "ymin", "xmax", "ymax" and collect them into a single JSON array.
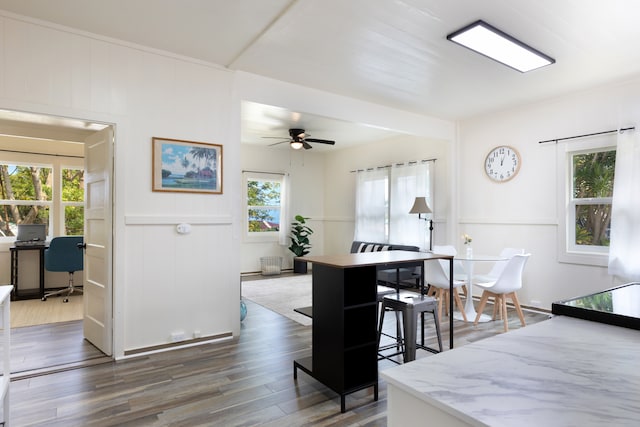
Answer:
[
  {"xmin": 11, "ymin": 295, "xmax": 83, "ymax": 328},
  {"xmin": 241, "ymin": 275, "xmax": 312, "ymax": 326}
]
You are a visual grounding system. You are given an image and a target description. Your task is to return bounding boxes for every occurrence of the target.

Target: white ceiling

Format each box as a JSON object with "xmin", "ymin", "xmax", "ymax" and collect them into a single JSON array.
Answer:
[{"xmin": 1, "ymin": 0, "xmax": 639, "ymax": 150}]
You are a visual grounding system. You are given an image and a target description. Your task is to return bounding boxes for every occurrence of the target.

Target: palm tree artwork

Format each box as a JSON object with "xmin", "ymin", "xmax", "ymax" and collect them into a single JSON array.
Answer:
[{"xmin": 155, "ymin": 138, "xmax": 222, "ymax": 193}]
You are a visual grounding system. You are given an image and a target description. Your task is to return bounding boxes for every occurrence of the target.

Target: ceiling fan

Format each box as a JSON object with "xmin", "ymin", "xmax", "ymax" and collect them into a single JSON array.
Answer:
[{"xmin": 266, "ymin": 128, "xmax": 336, "ymax": 150}]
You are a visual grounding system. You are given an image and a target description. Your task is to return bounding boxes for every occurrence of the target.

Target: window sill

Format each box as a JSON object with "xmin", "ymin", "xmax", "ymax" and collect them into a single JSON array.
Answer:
[{"xmin": 558, "ymin": 251, "xmax": 608, "ymax": 267}]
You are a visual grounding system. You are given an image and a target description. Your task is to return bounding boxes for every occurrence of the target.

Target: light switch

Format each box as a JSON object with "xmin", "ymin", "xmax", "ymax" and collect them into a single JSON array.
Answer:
[{"xmin": 176, "ymin": 223, "xmax": 191, "ymax": 234}]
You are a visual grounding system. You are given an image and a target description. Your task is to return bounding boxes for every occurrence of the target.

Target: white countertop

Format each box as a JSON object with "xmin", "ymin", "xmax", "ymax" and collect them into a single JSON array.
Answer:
[{"xmin": 381, "ymin": 316, "xmax": 640, "ymax": 426}]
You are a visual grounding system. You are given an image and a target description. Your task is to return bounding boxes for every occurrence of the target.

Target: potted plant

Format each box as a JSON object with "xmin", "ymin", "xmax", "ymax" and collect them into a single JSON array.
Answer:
[{"xmin": 288, "ymin": 215, "xmax": 313, "ymax": 273}]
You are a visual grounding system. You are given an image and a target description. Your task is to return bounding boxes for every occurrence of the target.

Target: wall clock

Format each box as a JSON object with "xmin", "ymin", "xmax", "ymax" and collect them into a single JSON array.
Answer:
[{"xmin": 484, "ymin": 145, "xmax": 521, "ymax": 182}]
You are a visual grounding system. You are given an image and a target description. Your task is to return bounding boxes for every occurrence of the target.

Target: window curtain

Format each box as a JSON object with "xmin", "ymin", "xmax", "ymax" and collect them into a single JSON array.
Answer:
[
  {"xmin": 278, "ymin": 173, "xmax": 291, "ymax": 246},
  {"xmin": 608, "ymin": 131, "xmax": 640, "ymax": 280},
  {"xmin": 390, "ymin": 162, "xmax": 433, "ymax": 250},
  {"xmin": 354, "ymin": 168, "xmax": 388, "ymax": 242}
]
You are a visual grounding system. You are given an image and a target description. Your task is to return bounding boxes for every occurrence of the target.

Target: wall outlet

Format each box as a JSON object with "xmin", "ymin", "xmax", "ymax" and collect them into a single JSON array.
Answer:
[
  {"xmin": 193, "ymin": 330, "xmax": 202, "ymax": 339},
  {"xmin": 530, "ymin": 300, "xmax": 542, "ymax": 307},
  {"xmin": 170, "ymin": 331, "xmax": 185, "ymax": 342}
]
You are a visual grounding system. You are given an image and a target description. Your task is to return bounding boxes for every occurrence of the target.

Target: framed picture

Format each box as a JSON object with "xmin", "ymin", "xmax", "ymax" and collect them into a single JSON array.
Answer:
[{"xmin": 152, "ymin": 137, "xmax": 223, "ymax": 194}]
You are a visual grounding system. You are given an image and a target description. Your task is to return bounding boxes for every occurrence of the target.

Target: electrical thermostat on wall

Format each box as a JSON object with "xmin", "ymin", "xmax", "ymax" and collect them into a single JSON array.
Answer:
[{"xmin": 176, "ymin": 223, "xmax": 191, "ymax": 234}]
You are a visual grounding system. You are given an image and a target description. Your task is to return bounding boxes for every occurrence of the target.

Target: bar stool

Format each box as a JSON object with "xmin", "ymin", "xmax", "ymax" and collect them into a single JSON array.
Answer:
[
  {"xmin": 377, "ymin": 292, "xmax": 443, "ymax": 363},
  {"xmin": 377, "ymin": 285, "xmax": 402, "ymax": 356}
]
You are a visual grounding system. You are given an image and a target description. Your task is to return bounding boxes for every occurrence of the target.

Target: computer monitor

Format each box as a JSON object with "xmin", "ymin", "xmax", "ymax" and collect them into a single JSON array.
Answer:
[{"xmin": 16, "ymin": 223, "xmax": 47, "ymax": 242}]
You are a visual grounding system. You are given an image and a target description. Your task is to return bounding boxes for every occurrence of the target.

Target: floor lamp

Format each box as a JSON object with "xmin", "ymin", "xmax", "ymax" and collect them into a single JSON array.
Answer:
[{"xmin": 409, "ymin": 196, "xmax": 433, "ymax": 251}]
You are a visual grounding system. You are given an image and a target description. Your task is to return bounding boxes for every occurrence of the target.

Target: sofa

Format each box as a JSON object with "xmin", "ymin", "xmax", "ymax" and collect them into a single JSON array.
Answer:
[{"xmin": 350, "ymin": 241, "xmax": 422, "ymax": 288}]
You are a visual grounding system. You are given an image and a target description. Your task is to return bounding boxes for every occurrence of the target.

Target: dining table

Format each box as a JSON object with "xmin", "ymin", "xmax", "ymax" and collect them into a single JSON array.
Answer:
[{"xmin": 453, "ymin": 254, "xmax": 507, "ymax": 323}]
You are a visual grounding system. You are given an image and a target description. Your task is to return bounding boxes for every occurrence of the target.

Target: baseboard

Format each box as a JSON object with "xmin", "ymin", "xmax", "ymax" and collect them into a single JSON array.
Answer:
[{"xmin": 123, "ymin": 332, "xmax": 233, "ymax": 356}]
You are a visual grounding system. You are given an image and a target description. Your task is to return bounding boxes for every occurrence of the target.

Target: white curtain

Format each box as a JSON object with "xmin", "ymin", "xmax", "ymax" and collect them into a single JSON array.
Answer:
[
  {"xmin": 390, "ymin": 162, "xmax": 433, "ymax": 250},
  {"xmin": 354, "ymin": 168, "xmax": 388, "ymax": 242},
  {"xmin": 608, "ymin": 131, "xmax": 640, "ymax": 280},
  {"xmin": 278, "ymin": 173, "xmax": 291, "ymax": 246}
]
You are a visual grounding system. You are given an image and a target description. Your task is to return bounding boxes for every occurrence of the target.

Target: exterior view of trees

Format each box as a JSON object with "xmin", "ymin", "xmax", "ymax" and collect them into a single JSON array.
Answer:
[
  {"xmin": 0, "ymin": 165, "xmax": 51, "ymax": 236},
  {"xmin": 247, "ymin": 179, "xmax": 281, "ymax": 232},
  {"xmin": 0, "ymin": 164, "xmax": 84, "ymax": 237},
  {"xmin": 62, "ymin": 168, "xmax": 84, "ymax": 235},
  {"xmin": 573, "ymin": 149, "xmax": 615, "ymax": 246}
]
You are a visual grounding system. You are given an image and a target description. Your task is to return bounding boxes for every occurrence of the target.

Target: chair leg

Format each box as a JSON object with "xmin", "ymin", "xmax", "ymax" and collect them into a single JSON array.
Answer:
[
  {"xmin": 377, "ymin": 303, "xmax": 386, "ymax": 348},
  {"xmin": 42, "ymin": 272, "xmax": 81, "ymax": 303},
  {"xmin": 444, "ymin": 291, "xmax": 451, "ymax": 316},
  {"xmin": 431, "ymin": 310, "xmax": 443, "ymax": 352},
  {"xmin": 501, "ymin": 295, "xmax": 509, "ymax": 332},
  {"xmin": 474, "ymin": 291, "xmax": 490, "ymax": 325},
  {"xmin": 510, "ymin": 292, "xmax": 526, "ymax": 327},
  {"xmin": 434, "ymin": 289, "xmax": 444, "ymax": 322},
  {"xmin": 491, "ymin": 294, "xmax": 502, "ymax": 320},
  {"xmin": 452, "ymin": 291, "xmax": 467, "ymax": 322},
  {"xmin": 460, "ymin": 285, "xmax": 468, "ymax": 298}
]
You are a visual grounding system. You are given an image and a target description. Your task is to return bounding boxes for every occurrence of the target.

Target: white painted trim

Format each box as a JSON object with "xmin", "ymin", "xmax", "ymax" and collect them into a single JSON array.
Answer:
[
  {"xmin": 459, "ymin": 218, "xmax": 558, "ymax": 225},
  {"xmin": 124, "ymin": 215, "xmax": 233, "ymax": 225}
]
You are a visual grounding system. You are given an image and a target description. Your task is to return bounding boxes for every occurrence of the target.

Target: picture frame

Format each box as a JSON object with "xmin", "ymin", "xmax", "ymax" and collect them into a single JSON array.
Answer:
[{"xmin": 152, "ymin": 137, "xmax": 223, "ymax": 194}]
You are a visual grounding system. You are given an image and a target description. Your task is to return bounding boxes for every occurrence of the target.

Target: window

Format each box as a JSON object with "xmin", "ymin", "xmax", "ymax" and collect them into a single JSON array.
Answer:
[
  {"xmin": 354, "ymin": 161, "xmax": 434, "ymax": 250},
  {"xmin": 244, "ymin": 172, "xmax": 284, "ymax": 237},
  {"xmin": 0, "ymin": 164, "xmax": 52, "ymax": 237},
  {"xmin": 0, "ymin": 160, "xmax": 84, "ymax": 239},
  {"xmin": 62, "ymin": 168, "xmax": 84, "ymax": 235},
  {"xmin": 558, "ymin": 138, "xmax": 615, "ymax": 265}
]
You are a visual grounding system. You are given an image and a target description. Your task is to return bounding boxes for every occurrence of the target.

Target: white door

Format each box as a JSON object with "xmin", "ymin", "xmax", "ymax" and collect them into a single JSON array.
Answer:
[{"xmin": 83, "ymin": 127, "xmax": 113, "ymax": 355}]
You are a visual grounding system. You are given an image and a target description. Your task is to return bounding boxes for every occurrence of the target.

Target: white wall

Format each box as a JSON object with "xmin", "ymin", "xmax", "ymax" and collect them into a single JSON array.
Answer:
[
  {"xmin": 322, "ymin": 134, "xmax": 452, "ymax": 255},
  {"xmin": 235, "ymin": 72, "xmax": 456, "ymax": 272},
  {"xmin": 458, "ymin": 77, "xmax": 640, "ymax": 308},
  {"xmin": 0, "ymin": 12, "xmax": 239, "ymax": 357},
  {"xmin": 8, "ymin": 7, "xmax": 631, "ymax": 353},
  {"xmin": 240, "ymin": 145, "xmax": 326, "ymax": 272},
  {"xmin": 0, "ymin": 12, "xmax": 456, "ymax": 357},
  {"xmin": 240, "ymin": 134, "xmax": 452, "ymax": 274}
]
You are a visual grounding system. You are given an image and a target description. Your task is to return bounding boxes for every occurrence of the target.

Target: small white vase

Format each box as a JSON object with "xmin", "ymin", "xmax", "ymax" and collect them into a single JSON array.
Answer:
[{"xmin": 466, "ymin": 245, "xmax": 473, "ymax": 258}]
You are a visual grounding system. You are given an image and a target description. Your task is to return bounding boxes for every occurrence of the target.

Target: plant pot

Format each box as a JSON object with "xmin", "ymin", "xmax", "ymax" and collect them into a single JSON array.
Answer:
[{"xmin": 293, "ymin": 259, "xmax": 308, "ymax": 274}]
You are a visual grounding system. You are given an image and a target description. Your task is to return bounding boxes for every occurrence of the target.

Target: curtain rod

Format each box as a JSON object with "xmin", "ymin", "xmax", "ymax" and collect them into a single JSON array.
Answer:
[
  {"xmin": 0, "ymin": 148, "xmax": 83, "ymax": 158},
  {"xmin": 242, "ymin": 170, "xmax": 286, "ymax": 176},
  {"xmin": 538, "ymin": 127, "xmax": 635, "ymax": 144},
  {"xmin": 349, "ymin": 158, "xmax": 436, "ymax": 173}
]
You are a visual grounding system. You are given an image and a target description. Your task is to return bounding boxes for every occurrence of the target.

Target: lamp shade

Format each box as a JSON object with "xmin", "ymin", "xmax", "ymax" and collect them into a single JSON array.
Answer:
[
  {"xmin": 409, "ymin": 197, "xmax": 431, "ymax": 214},
  {"xmin": 290, "ymin": 141, "xmax": 303, "ymax": 150}
]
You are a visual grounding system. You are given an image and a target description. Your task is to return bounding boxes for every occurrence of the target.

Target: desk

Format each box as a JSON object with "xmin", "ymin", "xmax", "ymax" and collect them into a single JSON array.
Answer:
[
  {"xmin": 10, "ymin": 245, "xmax": 47, "ymax": 300},
  {"xmin": 293, "ymin": 250, "xmax": 453, "ymax": 413},
  {"xmin": 454, "ymin": 255, "xmax": 507, "ymax": 323}
]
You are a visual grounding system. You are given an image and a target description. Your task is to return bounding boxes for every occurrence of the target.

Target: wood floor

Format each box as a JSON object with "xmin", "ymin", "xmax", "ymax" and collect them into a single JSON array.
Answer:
[
  {"xmin": 7, "ymin": 284, "xmax": 551, "ymax": 426},
  {"xmin": 9, "ymin": 293, "xmax": 107, "ymax": 378}
]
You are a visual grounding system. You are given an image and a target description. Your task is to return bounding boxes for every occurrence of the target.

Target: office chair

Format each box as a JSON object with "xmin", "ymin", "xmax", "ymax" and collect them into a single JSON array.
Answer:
[{"xmin": 42, "ymin": 236, "xmax": 84, "ymax": 303}]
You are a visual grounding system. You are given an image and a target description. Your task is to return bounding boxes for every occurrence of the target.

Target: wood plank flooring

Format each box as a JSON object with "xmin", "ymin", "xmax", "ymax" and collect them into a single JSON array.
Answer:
[
  {"xmin": 9, "ymin": 293, "xmax": 107, "ymax": 378},
  {"xmin": 7, "ymin": 288, "xmax": 551, "ymax": 426}
]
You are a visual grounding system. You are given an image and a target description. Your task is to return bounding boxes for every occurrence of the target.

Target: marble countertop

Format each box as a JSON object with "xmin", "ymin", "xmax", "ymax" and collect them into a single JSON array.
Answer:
[{"xmin": 381, "ymin": 316, "xmax": 640, "ymax": 426}]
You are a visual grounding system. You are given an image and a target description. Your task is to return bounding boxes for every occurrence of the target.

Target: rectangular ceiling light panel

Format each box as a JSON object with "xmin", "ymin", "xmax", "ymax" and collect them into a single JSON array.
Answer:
[{"xmin": 447, "ymin": 20, "xmax": 555, "ymax": 73}]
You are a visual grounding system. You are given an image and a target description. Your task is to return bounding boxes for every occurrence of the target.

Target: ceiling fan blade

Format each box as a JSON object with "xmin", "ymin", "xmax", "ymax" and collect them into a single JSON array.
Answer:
[
  {"xmin": 268, "ymin": 140, "xmax": 288, "ymax": 146},
  {"xmin": 305, "ymin": 138, "xmax": 335, "ymax": 145},
  {"xmin": 303, "ymin": 141, "xmax": 313, "ymax": 150}
]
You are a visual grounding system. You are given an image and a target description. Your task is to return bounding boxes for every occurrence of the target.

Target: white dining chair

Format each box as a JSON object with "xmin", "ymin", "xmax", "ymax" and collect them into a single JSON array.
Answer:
[
  {"xmin": 425, "ymin": 245, "xmax": 468, "ymax": 323},
  {"xmin": 473, "ymin": 253, "xmax": 530, "ymax": 332},
  {"xmin": 473, "ymin": 247, "xmax": 525, "ymax": 283}
]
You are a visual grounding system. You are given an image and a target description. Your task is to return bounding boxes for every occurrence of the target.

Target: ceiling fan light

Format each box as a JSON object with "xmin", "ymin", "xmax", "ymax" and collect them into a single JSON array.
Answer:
[
  {"xmin": 447, "ymin": 20, "xmax": 554, "ymax": 73},
  {"xmin": 290, "ymin": 141, "xmax": 304, "ymax": 150}
]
